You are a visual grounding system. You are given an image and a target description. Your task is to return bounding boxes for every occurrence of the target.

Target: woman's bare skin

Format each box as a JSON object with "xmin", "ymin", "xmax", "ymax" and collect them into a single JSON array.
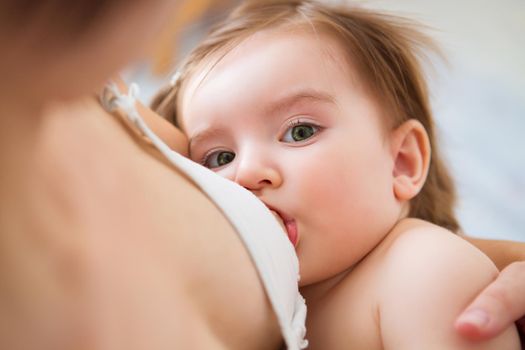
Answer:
[{"xmin": 0, "ymin": 96, "xmax": 281, "ymax": 349}]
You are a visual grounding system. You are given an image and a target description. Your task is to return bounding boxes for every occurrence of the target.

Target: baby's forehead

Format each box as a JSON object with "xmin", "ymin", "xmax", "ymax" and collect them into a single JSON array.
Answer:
[
  {"xmin": 183, "ymin": 26, "xmax": 364, "ymax": 97},
  {"xmin": 222, "ymin": 26, "xmax": 356, "ymax": 71},
  {"xmin": 177, "ymin": 25, "xmax": 387, "ymax": 132}
]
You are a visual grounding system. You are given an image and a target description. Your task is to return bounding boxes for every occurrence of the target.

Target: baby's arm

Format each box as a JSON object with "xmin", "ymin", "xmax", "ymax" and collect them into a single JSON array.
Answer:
[
  {"xmin": 114, "ymin": 76, "xmax": 189, "ymax": 155},
  {"xmin": 378, "ymin": 225, "xmax": 520, "ymax": 349}
]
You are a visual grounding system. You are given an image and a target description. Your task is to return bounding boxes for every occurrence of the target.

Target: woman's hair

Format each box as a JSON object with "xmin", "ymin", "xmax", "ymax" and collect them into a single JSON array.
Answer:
[
  {"xmin": 0, "ymin": 0, "xmax": 128, "ymax": 40},
  {"xmin": 152, "ymin": 0, "xmax": 460, "ymax": 232}
]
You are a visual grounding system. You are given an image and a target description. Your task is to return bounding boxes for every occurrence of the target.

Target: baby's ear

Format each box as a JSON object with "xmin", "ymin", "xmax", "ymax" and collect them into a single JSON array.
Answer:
[{"xmin": 390, "ymin": 119, "xmax": 431, "ymax": 201}]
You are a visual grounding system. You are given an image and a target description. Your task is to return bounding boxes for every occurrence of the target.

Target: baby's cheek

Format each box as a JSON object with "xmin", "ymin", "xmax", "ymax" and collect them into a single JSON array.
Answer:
[{"xmin": 303, "ymin": 161, "xmax": 351, "ymax": 203}]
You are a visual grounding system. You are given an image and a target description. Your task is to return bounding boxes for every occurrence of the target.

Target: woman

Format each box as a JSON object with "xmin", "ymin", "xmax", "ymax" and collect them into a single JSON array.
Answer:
[
  {"xmin": 0, "ymin": 0, "xmax": 523, "ymax": 349},
  {"xmin": 1, "ymin": 1, "xmax": 305, "ymax": 349}
]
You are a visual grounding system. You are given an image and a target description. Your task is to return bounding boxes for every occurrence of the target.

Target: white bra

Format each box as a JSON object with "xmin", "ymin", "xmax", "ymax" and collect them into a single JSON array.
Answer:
[{"xmin": 101, "ymin": 82, "xmax": 308, "ymax": 349}]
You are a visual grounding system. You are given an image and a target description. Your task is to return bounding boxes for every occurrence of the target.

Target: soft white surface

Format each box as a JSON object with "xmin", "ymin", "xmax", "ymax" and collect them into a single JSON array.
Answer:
[{"xmin": 127, "ymin": 0, "xmax": 524, "ymax": 242}]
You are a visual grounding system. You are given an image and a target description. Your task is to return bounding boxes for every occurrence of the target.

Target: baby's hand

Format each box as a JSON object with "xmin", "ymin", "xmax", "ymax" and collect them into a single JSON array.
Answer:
[{"xmin": 455, "ymin": 261, "xmax": 525, "ymax": 348}]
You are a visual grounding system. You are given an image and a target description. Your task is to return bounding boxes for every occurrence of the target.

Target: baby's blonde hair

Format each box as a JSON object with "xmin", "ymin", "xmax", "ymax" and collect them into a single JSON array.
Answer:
[{"xmin": 152, "ymin": 0, "xmax": 460, "ymax": 232}]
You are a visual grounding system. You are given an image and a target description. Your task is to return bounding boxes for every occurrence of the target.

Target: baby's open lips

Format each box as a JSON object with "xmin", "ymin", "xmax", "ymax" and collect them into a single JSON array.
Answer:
[
  {"xmin": 270, "ymin": 210, "xmax": 287, "ymax": 230},
  {"xmin": 268, "ymin": 207, "xmax": 299, "ymax": 247}
]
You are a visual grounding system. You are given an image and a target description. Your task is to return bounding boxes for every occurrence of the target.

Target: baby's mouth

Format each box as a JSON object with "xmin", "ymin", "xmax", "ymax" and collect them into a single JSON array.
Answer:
[{"xmin": 269, "ymin": 209, "xmax": 299, "ymax": 247}]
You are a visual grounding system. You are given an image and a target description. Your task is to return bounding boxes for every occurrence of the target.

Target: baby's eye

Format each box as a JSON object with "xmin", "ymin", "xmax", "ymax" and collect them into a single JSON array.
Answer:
[
  {"xmin": 203, "ymin": 150, "xmax": 235, "ymax": 169},
  {"xmin": 281, "ymin": 122, "xmax": 320, "ymax": 143}
]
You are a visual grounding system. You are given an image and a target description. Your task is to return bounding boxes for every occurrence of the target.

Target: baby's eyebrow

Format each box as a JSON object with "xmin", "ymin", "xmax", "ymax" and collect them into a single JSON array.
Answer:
[
  {"xmin": 189, "ymin": 126, "xmax": 226, "ymax": 151},
  {"xmin": 264, "ymin": 89, "xmax": 336, "ymax": 116},
  {"xmin": 189, "ymin": 89, "xmax": 335, "ymax": 151}
]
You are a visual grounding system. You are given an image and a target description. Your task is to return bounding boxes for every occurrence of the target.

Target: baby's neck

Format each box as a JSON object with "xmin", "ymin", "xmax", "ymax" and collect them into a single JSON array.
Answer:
[
  {"xmin": 299, "ymin": 216, "xmax": 408, "ymax": 305},
  {"xmin": 300, "ymin": 266, "xmax": 354, "ymax": 304}
]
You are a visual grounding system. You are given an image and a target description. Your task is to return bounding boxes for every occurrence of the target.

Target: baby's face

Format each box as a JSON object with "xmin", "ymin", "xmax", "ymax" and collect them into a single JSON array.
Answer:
[{"xmin": 179, "ymin": 29, "xmax": 402, "ymax": 286}]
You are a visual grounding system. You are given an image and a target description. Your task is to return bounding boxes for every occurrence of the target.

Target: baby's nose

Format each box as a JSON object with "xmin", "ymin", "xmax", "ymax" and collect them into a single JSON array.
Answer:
[{"xmin": 233, "ymin": 153, "xmax": 282, "ymax": 191}]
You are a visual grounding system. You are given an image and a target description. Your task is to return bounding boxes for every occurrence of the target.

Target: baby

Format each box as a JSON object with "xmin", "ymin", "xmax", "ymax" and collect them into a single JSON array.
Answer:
[{"xmin": 152, "ymin": 0, "xmax": 520, "ymax": 348}]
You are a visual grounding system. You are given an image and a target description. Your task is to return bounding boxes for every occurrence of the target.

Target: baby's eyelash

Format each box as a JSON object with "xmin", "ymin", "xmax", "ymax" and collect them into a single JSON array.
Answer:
[
  {"xmin": 196, "ymin": 150, "xmax": 211, "ymax": 165},
  {"xmin": 287, "ymin": 119, "xmax": 305, "ymax": 127},
  {"xmin": 199, "ymin": 149, "xmax": 215, "ymax": 166},
  {"xmin": 286, "ymin": 118, "xmax": 320, "ymax": 128},
  {"xmin": 199, "ymin": 148, "xmax": 235, "ymax": 169},
  {"xmin": 280, "ymin": 118, "xmax": 323, "ymax": 144}
]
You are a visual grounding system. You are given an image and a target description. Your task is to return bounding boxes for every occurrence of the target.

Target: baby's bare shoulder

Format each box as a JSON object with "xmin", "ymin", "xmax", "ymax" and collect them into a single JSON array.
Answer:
[
  {"xmin": 371, "ymin": 218, "xmax": 499, "ymax": 310},
  {"xmin": 306, "ymin": 220, "xmax": 520, "ymax": 349},
  {"xmin": 371, "ymin": 219, "xmax": 519, "ymax": 349},
  {"xmin": 379, "ymin": 218, "xmax": 497, "ymax": 279}
]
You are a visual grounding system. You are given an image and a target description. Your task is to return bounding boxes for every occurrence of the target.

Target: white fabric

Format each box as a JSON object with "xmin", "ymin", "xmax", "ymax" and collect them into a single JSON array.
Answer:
[{"xmin": 101, "ymin": 83, "xmax": 308, "ymax": 349}]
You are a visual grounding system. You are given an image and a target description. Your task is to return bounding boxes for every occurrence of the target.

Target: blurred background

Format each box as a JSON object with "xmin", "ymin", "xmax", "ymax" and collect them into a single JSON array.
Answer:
[{"xmin": 125, "ymin": 0, "xmax": 524, "ymax": 242}]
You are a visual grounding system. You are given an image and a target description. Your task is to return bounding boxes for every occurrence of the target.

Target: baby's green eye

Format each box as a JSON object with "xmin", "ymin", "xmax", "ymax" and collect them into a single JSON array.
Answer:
[
  {"xmin": 203, "ymin": 151, "xmax": 235, "ymax": 169},
  {"xmin": 292, "ymin": 125, "xmax": 315, "ymax": 141},
  {"xmin": 281, "ymin": 123, "xmax": 319, "ymax": 143}
]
